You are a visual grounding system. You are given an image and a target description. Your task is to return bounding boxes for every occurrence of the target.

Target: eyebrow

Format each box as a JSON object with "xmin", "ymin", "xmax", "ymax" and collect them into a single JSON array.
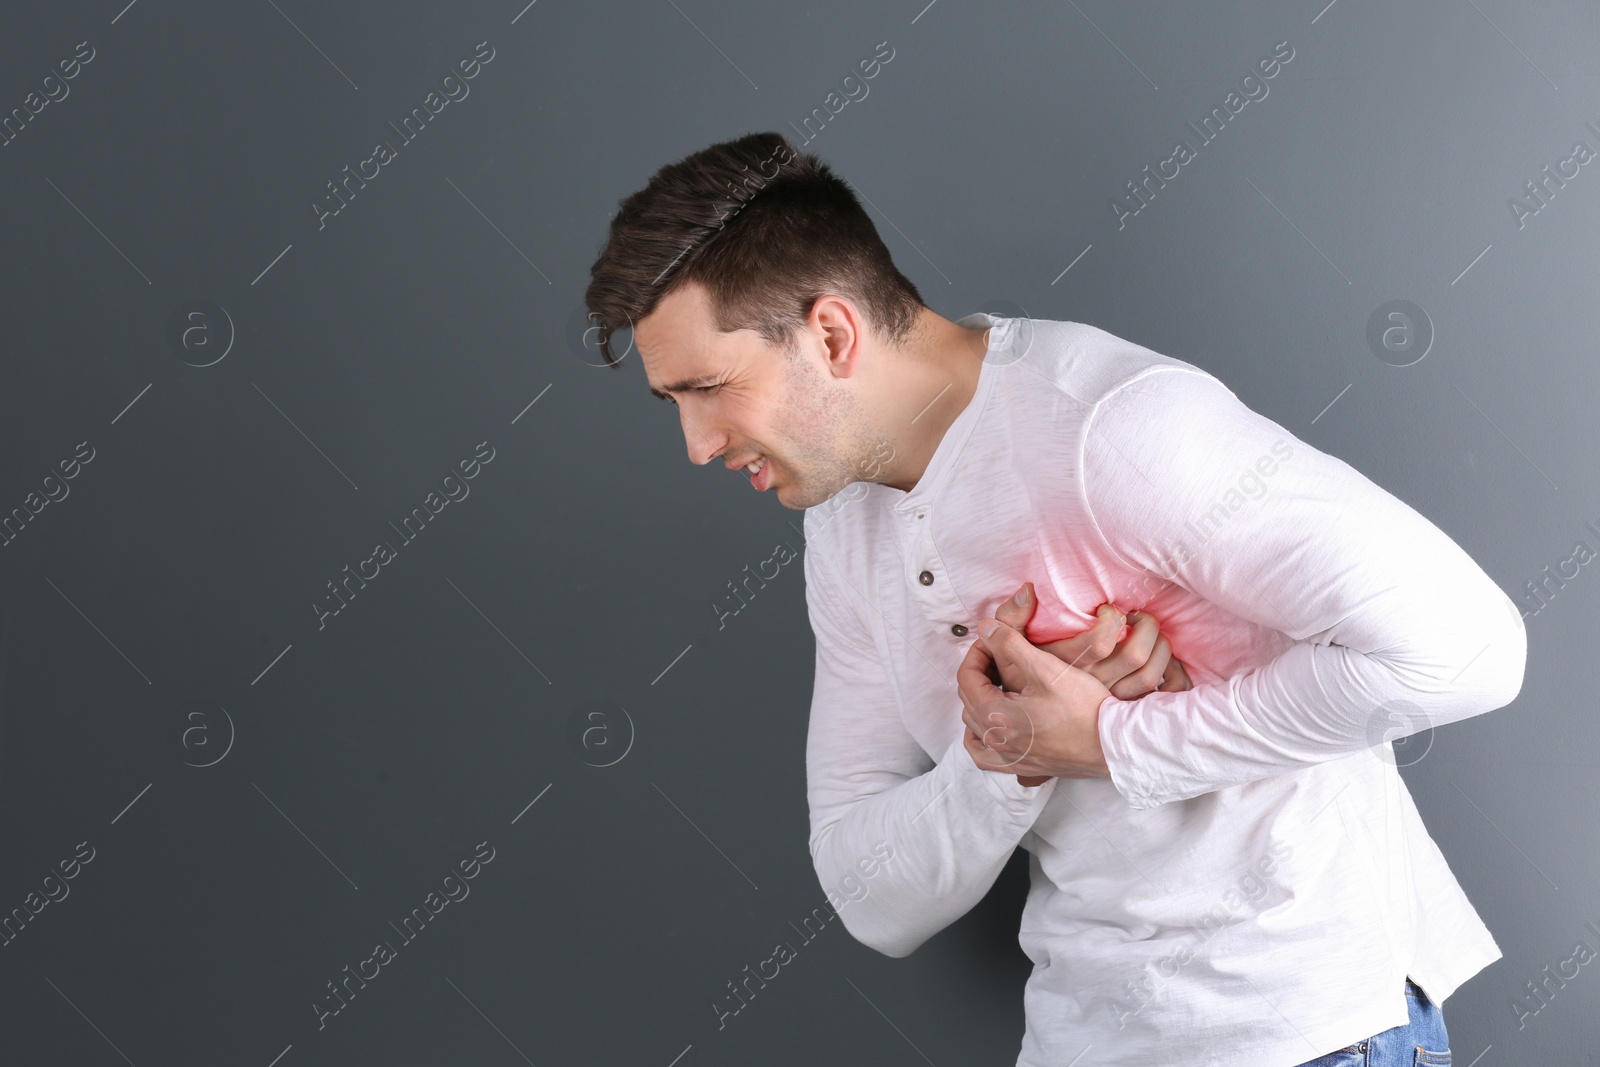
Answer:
[{"xmin": 648, "ymin": 373, "xmax": 722, "ymax": 401}]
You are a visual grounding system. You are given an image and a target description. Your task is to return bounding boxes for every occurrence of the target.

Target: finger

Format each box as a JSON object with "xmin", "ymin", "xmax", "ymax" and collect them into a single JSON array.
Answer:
[
  {"xmin": 960, "ymin": 693, "xmax": 994, "ymax": 740},
  {"xmin": 1093, "ymin": 611, "xmax": 1161, "ymax": 687},
  {"xmin": 1163, "ymin": 656, "xmax": 1193, "ymax": 692},
  {"xmin": 956, "ymin": 637, "xmax": 1003, "ymax": 712},
  {"xmin": 968, "ymin": 710, "xmax": 1022, "ymax": 768},
  {"xmin": 1068, "ymin": 604, "xmax": 1129, "ymax": 670},
  {"xmin": 961, "ymin": 685, "xmax": 1042, "ymax": 774},
  {"xmin": 977, "ymin": 619, "xmax": 1042, "ymax": 689},
  {"xmin": 1108, "ymin": 632, "xmax": 1172, "ymax": 699},
  {"xmin": 960, "ymin": 655, "xmax": 998, "ymax": 739},
  {"xmin": 963, "ymin": 725, "xmax": 1005, "ymax": 771},
  {"xmin": 992, "ymin": 581, "xmax": 1037, "ymax": 635},
  {"xmin": 961, "ymin": 697, "xmax": 1013, "ymax": 750},
  {"xmin": 986, "ymin": 704, "xmax": 1037, "ymax": 767},
  {"xmin": 980, "ymin": 715, "xmax": 1011, "ymax": 751},
  {"xmin": 966, "ymin": 716, "xmax": 1043, "ymax": 777},
  {"xmin": 963, "ymin": 725, "xmax": 989, "ymax": 765},
  {"xmin": 961, "ymin": 689, "xmax": 1028, "ymax": 757},
  {"xmin": 1024, "ymin": 603, "xmax": 1123, "ymax": 671}
]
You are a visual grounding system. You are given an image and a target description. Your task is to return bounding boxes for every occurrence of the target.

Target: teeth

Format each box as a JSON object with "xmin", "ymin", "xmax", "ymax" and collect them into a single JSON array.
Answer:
[{"xmin": 745, "ymin": 456, "xmax": 766, "ymax": 474}]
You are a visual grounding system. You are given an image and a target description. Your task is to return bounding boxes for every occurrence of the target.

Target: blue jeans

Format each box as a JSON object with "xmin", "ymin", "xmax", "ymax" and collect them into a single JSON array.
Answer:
[{"xmin": 1290, "ymin": 978, "xmax": 1451, "ymax": 1066}]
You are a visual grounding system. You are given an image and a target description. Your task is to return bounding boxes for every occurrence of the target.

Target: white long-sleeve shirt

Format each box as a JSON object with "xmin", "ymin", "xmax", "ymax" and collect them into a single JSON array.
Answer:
[{"xmin": 801, "ymin": 313, "xmax": 1527, "ymax": 1067}]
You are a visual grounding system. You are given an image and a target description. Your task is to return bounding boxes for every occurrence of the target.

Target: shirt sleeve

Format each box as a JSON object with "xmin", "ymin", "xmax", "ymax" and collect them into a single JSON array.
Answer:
[
  {"xmin": 1079, "ymin": 366, "xmax": 1528, "ymax": 811},
  {"xmin": 802, "ymin": 534, "xmax": 1059, "ymax": 958}
]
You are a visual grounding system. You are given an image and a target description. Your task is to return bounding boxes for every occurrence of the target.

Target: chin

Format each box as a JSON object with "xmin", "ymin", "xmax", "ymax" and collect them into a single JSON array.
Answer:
[{"xmin": 772, "ymin": 480, "xmax": 813, "ymax": 510}]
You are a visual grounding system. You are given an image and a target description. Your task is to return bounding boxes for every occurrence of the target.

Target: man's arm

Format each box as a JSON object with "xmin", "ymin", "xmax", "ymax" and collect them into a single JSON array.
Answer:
[
  {"xmin": 802, "ymin": 540, "xmax": 1057, "ymax": 958},
  {"xmin": 1078, "ymin": 366, "xmax": 1528, "ymax": 811}
]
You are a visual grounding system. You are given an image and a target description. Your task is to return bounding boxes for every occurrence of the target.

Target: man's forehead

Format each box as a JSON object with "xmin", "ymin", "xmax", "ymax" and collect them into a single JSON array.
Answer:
[
  {"xmin": 637, "ymin": 297, "xmax": 746, "ymax": 393},
  {"xmin": 636, "ymin": 282, "xmax": 711, "ymax": 349},
  {"xmin": 638, "ymin": 327, "xmax": 727, "ymax": 399}
]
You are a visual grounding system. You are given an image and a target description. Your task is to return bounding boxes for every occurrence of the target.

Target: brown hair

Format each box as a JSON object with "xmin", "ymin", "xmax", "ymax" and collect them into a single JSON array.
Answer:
[{"xmin": 584, "ymin": 131, "xmax": 926, "ymax": 369}]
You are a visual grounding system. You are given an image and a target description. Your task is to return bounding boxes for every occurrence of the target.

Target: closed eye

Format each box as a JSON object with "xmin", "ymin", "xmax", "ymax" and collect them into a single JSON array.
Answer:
[{"xmin": 658, "ymin": 382, "xmax": 722, "ymax": 405}]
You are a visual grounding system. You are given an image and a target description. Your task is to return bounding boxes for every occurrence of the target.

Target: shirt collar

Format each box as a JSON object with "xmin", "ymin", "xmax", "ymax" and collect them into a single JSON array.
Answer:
[{"xmin": 888, "ymin": 312, "xmax": 1012, "ymax": 512}]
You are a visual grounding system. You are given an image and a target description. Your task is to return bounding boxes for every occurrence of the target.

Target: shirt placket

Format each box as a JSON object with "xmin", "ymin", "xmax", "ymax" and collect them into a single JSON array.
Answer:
[{"xmin": 901, "ymin": 504, "xmax": 974, "ymax": 641}]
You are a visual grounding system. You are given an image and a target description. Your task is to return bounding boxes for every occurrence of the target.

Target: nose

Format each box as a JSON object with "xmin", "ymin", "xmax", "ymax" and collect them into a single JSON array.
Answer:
[{"xmin": 681, "ymin": 406, "xmax": 726, "ymax": 467}]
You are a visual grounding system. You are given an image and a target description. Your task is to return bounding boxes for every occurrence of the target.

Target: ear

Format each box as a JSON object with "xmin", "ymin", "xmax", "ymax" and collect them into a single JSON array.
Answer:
[{"xmin": 809, "ymin": 294, "xmax": 865, "ymax": 380}]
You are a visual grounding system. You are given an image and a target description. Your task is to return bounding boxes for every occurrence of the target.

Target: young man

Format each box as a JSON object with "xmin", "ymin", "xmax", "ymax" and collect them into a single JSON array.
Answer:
[{"xmin": 585, "ymin": 132, "xmax": 1526, "ymax": 1066}]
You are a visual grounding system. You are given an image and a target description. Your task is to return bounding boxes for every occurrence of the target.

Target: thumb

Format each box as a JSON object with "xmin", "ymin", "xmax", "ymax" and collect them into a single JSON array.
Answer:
[
  {"xmin": 977, "ymin": 617, "xmax": 1037, "ymax": 682},
  {"xmin": 992, "ymin": 582, "xmax": 1036, "ymax": 633}
]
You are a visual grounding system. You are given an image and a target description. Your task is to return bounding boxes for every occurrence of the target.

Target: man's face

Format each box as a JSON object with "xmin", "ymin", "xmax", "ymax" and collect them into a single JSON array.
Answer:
[{"xmin": 634, "ymin": 282, "xmax": 873, "ymax": 510}]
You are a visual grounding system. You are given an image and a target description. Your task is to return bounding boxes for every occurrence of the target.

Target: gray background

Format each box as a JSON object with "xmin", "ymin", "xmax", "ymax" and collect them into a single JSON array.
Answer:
[{"xmin": 0, "ymin": 0, "xmax": 1593, "ymax": 1063}]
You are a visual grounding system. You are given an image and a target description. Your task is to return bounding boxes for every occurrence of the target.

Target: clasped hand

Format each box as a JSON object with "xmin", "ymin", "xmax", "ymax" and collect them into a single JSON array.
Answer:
[{"xmin": 957, "ymin": 582, "xmax": 1193, "ymax": 786}]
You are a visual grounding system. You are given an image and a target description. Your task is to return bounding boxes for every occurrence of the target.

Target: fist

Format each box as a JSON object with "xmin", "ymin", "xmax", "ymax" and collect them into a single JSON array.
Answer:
[{"xmin": 984, "ymin": 582, "xmax": 1192, "ymax": 787}]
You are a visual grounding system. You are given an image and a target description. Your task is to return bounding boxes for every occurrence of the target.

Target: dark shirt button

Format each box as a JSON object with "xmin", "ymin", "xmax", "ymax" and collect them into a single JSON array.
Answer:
[
  {"xmin": 951, "ymin": 623, "xmax": 968, "ymax": 636},
  {"xmin": 918, "ymin": 570, "xmax": 934, "ymax": 585}
]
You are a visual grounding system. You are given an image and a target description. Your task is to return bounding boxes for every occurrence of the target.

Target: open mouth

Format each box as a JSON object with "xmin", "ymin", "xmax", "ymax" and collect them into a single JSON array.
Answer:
[{"xmin": 746, "ymin": 455, "xmax": 771, "ymax": 491}]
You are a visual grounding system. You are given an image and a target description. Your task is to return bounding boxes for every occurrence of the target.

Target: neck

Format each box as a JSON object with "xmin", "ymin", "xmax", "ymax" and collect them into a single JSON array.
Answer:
[{"xmin": 873, "ymin": 310, "xmax": 990, "ymax": 493}]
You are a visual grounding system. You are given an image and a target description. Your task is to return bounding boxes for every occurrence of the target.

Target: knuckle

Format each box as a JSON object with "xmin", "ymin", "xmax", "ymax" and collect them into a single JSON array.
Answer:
[
  {"xmin": 1053, "ymin": 636, "xmax": 1087, "ymax": 663},
  {"xmin": 1097, "ymin": 656, "xmax": 1132, "ymax": 683}
]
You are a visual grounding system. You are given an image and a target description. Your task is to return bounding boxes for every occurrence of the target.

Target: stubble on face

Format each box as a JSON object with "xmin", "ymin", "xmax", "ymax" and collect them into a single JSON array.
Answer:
[{"xmin": 769, "ymin": 341, "xmax": 886, "ymax": 510}]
